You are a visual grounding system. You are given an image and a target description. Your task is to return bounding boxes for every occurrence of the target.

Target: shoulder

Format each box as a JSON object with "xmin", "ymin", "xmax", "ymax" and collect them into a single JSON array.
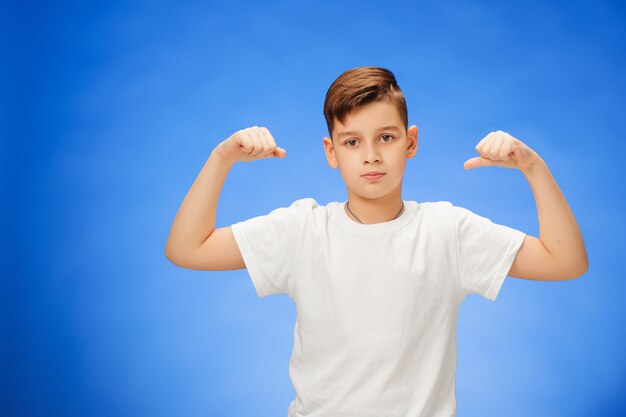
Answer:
[
  {"xmin": 415, "ymin": 201, "xmax": 479, "ymax": 230},
  {"xmin": 417, "ymin": 200, "xmax": 457, "ymax": 218},
  {"xmin": 420, "ymin": 200, "xmax": 453, "ymax": 209},
  {"xmin": 262, "ymin": 197, "xmax": 323, "ymax": 225},
  {"xmin": 288, "ymin": 197, "xmax": 320, "ymax": 209},
  {"xmin": 279, "ymin": 197, "xmax": 322, "ymax": 217},
  {"xmin": 420, "ymin": 200, "xmax": 474, "ymax": 217},
  {"xmin": 264, "ymin": 197, "xmax": 319, "ymax": 213}
]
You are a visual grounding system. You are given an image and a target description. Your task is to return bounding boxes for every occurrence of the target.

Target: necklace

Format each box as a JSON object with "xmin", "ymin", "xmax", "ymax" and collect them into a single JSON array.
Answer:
[{"xmin": 345, "ymin": 200, "xmax": 404, "ymax": 224}]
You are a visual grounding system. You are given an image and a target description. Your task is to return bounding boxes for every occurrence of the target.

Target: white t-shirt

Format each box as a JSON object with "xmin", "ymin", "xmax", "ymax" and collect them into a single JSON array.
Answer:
[{"xmin": 231, "ymin": 197, "xmax": 526, "ymax": 417}]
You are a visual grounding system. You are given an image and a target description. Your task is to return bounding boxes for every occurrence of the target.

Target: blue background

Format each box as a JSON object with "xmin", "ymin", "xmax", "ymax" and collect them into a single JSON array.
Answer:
[{"xmin": 5, "ymin": 0, "xmax": 625, "ymax": 416}]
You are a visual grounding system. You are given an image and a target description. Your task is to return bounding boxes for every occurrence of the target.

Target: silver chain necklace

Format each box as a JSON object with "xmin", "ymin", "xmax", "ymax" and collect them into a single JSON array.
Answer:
[{"xmin": 345, "ymin": 200, "xmax": 404, "ymax": 224}]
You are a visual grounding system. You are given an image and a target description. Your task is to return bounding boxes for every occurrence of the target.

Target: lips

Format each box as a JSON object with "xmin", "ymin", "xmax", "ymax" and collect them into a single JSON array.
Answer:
[{"xmin": 362, "ymin": 172, "xmax": 385, "ymax": 181}]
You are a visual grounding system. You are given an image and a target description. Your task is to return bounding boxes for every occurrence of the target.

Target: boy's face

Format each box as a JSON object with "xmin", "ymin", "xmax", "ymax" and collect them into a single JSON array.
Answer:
[{"xmin": 322, "ymin": 100, "xmax": 418, "ymax": 201}]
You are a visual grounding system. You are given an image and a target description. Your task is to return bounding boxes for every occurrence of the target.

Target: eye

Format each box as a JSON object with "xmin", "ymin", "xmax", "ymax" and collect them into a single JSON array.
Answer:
[
  {"xmin": 380, "ymin": 134, "xmax": 394, "ymax": 142},
  {"xmin": 344, "ymin": 139, "xmax": 358, "ymax": 147}
]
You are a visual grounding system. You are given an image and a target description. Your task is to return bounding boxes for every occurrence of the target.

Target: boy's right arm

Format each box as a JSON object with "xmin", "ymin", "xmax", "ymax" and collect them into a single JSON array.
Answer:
[{"xmin": 164, "ymin": 126, "xmax": 287, "ymax": 271}]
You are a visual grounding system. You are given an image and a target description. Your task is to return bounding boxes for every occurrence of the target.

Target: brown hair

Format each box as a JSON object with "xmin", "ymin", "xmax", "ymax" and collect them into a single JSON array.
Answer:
[{"xmin": 323, "ymin": 66, "xmax": 408, "ymax": 139}]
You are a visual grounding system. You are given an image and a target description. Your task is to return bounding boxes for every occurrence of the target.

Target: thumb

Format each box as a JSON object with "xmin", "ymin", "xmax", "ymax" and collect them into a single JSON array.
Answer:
[
  {"xmin": 272, "ymin": 147, "xmax": 287, "ymax": 158},
  {"xmin": 464, "ymin": 156, "xmax": 495, "ymax": 170}
]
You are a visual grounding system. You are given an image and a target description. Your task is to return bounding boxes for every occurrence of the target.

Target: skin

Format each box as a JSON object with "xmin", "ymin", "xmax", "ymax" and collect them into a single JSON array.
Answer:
[
  {"xmin": 464, "ymin": 130, "xmax": 588, "ymax": 280},
  {"xmin": 321, "ymin": 100, "xmax": 588, "ymax": 281},
  {"xmin": 166, "ymin": 101, "xmax": 588, "ymax": 280},
  {"xmin": 322, "ymin": 100, "xmax": 418, "ymax": 224}
]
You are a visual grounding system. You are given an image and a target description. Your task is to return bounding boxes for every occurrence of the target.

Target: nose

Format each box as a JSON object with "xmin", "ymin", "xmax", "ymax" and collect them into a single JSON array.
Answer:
[{"xmin": 364, "ymin": 142, "xmax": 381, "ymax": 164}]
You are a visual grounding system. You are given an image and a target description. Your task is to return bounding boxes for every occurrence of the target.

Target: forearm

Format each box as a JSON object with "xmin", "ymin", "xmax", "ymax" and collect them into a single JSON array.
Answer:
[
  {"xmin": 165, "ymin": 149, "xmax": 235, "ymax": 259},
  {"xmin": 521, "ymin": 155, "xmax": 588, "ymax": 275}
]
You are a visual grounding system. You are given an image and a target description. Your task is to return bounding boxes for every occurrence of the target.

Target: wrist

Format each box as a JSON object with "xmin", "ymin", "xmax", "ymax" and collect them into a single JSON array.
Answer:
[
  {"xmin": 210, "ymin": 146, "xmax": 236, "ymax": 168},
  {"xmin": 520, "ymin": 152, "xmax": 547, "ymax": 177}
]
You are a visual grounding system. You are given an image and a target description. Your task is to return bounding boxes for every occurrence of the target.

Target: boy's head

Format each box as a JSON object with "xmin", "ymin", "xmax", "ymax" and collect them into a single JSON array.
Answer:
[
  {"xmin": 322, "ymin": 66, "xmax": 418, "ymax": 201},
  {"xmin": 323, "ymin": 66, "xmax": 408, "ymax": 138}
]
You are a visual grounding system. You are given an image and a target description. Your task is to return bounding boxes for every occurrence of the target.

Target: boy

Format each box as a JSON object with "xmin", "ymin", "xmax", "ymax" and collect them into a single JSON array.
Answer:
[{"xmin": 165, "ymin": 66, "xmax": 588, "ymax": 417}]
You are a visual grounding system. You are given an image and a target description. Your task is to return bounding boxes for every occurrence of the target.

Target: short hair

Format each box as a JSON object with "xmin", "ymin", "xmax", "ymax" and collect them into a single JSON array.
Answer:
[{"xmin": 323, "ymin": 66, "xmax": 408, "ymax": 139}]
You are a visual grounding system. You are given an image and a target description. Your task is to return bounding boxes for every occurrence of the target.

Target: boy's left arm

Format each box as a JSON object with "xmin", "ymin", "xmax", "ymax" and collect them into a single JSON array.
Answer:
[{"xmin": 464, "ymin": 130, "xmax": 589, "ymax": 281}]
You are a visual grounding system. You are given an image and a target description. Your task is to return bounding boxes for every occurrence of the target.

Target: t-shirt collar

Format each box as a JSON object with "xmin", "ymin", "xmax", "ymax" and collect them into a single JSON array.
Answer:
[{"xmin": 332, "ymin": 199, "xmax": 418, "ymax": 235}]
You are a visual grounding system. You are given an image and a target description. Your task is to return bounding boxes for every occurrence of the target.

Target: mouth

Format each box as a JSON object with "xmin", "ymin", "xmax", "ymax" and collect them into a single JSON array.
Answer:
[{"xmin": 362, "ymin": 172, "xmax": 386, "ymax": 181}]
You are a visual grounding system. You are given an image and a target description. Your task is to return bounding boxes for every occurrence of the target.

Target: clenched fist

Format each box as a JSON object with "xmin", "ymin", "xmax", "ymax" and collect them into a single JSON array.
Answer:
[
  {"xmin": 463, "ymin": 130, "xmax": 540, "ymax": 172},
  {"xmin": 214, "ymin": 126, "xmax": 287, "ymax": 164}
]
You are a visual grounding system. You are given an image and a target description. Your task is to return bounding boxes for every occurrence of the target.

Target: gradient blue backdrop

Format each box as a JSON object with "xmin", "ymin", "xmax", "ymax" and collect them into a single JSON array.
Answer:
[{"xmin": 5, "ymin": 0, "xmax": 625, "ymax": 416}]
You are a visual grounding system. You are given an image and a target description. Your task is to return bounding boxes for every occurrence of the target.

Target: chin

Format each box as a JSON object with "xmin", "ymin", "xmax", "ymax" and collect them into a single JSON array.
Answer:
[{"xmin": 354, "ymin": 188, "xmax": 393, "ymax": 200}]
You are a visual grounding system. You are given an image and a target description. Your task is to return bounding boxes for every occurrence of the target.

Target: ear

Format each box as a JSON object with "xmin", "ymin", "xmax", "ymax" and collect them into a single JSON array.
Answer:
[
  {"xmin": 322, "ymin": 136, "xmax": 339, "ymax": 168},
  {"xmin": 406, "ymin": 125, "xmax": 418, "ymax": 159}
]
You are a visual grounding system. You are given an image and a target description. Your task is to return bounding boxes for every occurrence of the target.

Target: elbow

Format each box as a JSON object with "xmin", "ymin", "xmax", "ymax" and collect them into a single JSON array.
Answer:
[
  {"xmin": 165, "ymin": 237, "xmax": 175, "ymax": 260},
  {"xmin": 576, "ymin": 258, "xmax": 589, "ymax": 279},
  {"xmin": 164, "ymin": 247, "xmax": 176, "ymax": 264},
  {"xmin": 568, "ymin": 266, "xmax": 588, "ymax": 280},
  {"xmin": 562, "ymin": 257, "xmax": 589, "ymax": 280},
  {"xmin": 164, "ymin": 244, "xmax": 182, "ymax": 266},
  {"xmin": 575, "ymin": 251, "xmax": 590, "ymax": 278},
  {"xmin": 165, "ymin": 245, "xmax": 199, "ymax": 269},
  {"xmin": 551, "ymin": 247, "xmax": 588, "ymax": 280}
]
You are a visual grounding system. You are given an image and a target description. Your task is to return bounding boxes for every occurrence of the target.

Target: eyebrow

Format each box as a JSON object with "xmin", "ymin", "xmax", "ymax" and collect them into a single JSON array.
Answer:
[{"xmin": 336, "ymin": 125, "xmax": 401, "ymax": 139}]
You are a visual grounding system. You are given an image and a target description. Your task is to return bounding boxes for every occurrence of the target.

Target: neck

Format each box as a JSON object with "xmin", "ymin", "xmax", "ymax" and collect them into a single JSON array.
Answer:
[{"xmin": 344, "ymin": 189, "xmax": 404, "ymax": 225}]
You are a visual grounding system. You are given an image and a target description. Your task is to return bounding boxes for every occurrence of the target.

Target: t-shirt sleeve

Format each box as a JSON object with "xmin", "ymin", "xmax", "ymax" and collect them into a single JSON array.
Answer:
[
  {"xmin": 230, "ymin": 198, "xmax": 317, "ymax": 299},
  {"xmin": 451, "ymin": 204, "xmax": 526, "ymax": 301}
]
